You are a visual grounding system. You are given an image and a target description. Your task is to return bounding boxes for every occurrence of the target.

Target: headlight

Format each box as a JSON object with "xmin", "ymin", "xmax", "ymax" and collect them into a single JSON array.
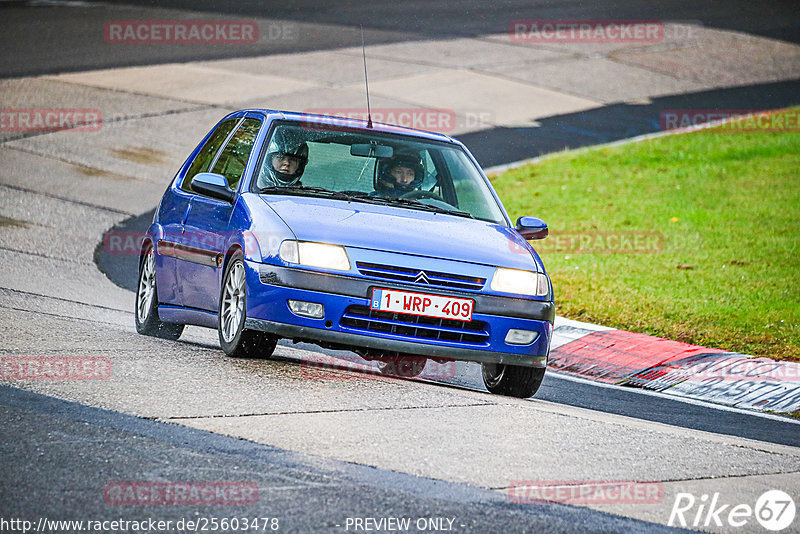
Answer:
[
  {"xmin": 490, "ymin": 268, "xmax": 549, "ymax": 297},
  {"xmin": 279, "ymin": 240, "xmax": 351, "ymax": 271}
]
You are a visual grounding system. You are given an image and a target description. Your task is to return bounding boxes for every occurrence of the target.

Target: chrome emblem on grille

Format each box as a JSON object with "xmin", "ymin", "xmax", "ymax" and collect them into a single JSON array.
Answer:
[{"xmin": 414, "ymin": 271, "xmax": 430, "ymax": 284}]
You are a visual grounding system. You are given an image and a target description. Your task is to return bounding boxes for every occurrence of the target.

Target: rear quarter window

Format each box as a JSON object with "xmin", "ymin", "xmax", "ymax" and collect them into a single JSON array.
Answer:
[{"xmin": 180, "ymin": 118, "xmax": 239, "ymax": 192}]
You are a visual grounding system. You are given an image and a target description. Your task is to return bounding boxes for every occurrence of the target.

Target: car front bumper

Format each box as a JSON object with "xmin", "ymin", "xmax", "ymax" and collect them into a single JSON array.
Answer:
[{"xmin": 245, "ymin": 261, "xmax": 554, "ymax": 368}]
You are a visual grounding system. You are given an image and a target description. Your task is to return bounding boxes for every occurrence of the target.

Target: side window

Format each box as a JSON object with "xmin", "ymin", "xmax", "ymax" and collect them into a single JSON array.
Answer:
[
  {"xmin": 180, "ymin": 118, "xmax": 239, "ymax": 192},
  {"xmin": 211, "ymin": 118, "xmax": 262, "ymax": 190}
]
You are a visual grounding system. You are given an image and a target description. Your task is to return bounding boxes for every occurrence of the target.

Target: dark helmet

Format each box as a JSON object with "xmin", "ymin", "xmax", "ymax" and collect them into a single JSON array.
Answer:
[
  {"xmin": 265, "ymin": 129, "xmax": 309, "ymax": 186},
  {"xmin": 376, "ymin": 152, "xmax": 424, "ymax": 194}
]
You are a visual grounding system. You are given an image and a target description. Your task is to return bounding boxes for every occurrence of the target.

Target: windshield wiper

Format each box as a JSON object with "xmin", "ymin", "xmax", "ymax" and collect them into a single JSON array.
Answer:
[
  {"xmin": 259, "ymin": 185, "xmax": 335, "ymax": 196},
  {"xmin": 372, "ymin": 197, "xmax": 474, "ymax": 219},
  {"xmin": 258, "ymin": 186, "xmax": 381, "ymax": 204},
  {"xmin": 258, "ymin": 186, "xmax": 473, "ymax": 218}
]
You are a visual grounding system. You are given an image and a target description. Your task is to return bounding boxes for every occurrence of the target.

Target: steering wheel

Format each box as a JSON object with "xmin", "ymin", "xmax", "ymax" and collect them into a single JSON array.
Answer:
[{"xmin": 400, "ymin": 190, "xmax": 446, "ymax": 202}]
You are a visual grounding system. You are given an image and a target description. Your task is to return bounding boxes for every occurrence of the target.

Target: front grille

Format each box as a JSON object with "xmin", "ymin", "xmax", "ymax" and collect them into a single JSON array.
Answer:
[
  {"xmin": 356, "ymin": 262, "xmax": 485, "ymax": 291},
  {"xmin": 340, "ymin": 305, "xmax": 489, "ymax": 346}
]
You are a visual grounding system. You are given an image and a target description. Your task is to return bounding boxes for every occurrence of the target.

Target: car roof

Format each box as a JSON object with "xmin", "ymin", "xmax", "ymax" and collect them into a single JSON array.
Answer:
[{"xmin": 236, "ymin": 109, "xmax": 459, "ymax": 145}]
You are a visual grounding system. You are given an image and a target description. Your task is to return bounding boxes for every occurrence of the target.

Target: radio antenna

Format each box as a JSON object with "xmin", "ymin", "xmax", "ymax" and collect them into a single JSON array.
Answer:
[{"xmin": 360, "ymin": 25, "xmax": 373, "ymax": 128}]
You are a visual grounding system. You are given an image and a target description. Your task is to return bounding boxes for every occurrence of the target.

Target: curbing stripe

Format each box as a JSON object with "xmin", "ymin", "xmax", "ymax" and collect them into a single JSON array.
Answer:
[
  {"xmin": 550, "ymin": 325, "xmax": 800, "ymax": 414},
  {"xmin": 550, "ymin": 329, "xmax": 728, "ymax": 384}
]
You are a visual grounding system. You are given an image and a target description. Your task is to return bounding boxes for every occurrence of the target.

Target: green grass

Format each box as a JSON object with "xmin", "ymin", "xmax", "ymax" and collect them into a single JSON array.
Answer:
[{"xmin": 490, "ymin": 108, "xmax": 800, "ymax": 361}]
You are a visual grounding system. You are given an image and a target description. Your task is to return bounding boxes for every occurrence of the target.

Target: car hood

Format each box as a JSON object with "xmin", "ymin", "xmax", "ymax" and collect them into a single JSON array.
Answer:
[{"xmin": 260, "ymin": 195, "xmax": 540, "ymax": 271}]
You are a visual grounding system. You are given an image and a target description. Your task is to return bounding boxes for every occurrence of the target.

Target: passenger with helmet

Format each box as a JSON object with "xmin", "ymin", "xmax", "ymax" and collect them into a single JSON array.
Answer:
[
  {"xmin": 260, "ymin": 129, "xmax": 309, "ymax": 188},
  {"xmin": 373, "ymin": 151, "xmax": 425, "ymax": 198}
]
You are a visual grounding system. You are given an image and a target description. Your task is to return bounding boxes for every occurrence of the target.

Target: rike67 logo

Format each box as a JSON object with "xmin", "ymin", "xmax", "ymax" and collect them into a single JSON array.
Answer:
[{"xmin": 669, "ymin": 490, "xmax": 796, "ymax": 531}]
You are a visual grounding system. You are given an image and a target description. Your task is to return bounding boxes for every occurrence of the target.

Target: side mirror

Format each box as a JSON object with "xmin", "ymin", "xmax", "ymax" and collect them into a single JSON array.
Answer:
[
  {"xmin": 190, "ymin": 173, "xmax": 235, "ymax": 203},
  {"xmin": 516, "ymin": 216, "xmax": 548, "ymax": 240}
]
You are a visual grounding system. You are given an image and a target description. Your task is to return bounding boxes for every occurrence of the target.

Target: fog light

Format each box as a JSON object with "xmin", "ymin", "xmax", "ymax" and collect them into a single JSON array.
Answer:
[
  {"xmin": 505, "ymin": 329, "xmax": 538, "ymax": 345},
  {"xmin": 288, "ymin": 300, "xmax": 324, "ymax": 319}
]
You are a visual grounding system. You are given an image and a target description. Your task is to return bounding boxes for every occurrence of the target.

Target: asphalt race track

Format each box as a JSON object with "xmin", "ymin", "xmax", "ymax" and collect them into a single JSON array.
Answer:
[
  {"xmin": 2, "ymin": 0, "xmax": 799, "ymax": 77},
  {"xmin": 3, "ymin": 385, "xmax": 686, "ymax": 534},
  {"xmin": 2, "ymin": 1, "xmax": 800, "ymax": 533}
]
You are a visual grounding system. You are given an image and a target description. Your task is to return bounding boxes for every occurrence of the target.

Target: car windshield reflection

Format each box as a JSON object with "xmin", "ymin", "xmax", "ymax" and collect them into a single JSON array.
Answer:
[{"xmin": 252, "ymin": 121, "xmax": 505, "ymax": 224}]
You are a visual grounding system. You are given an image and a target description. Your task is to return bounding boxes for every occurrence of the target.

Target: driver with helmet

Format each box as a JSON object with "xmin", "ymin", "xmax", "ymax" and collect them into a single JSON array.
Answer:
[
  {"xmin": 373, "ymin": 152, "xmax": 424, "ymax": 198},
  {"xmin": 260, "ymin": 129, "xmax": 309, "ymax": 188}
]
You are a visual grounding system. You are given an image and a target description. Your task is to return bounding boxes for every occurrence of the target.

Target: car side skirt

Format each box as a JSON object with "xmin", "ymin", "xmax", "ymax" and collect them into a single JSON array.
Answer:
[{"xmin": 158, "ymin": 305, "xmax": 217, "ymax": 329}]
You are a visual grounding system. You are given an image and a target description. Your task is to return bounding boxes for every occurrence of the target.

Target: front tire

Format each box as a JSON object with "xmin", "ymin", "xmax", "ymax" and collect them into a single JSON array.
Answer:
[
  {"xmin": 218, "ymin": 252, "xmax": 277, "ymax": 359},
  {"xmin": 135, "ymin": 245, "xmax": 184, "ymax": 340},
  {"xmin": 481, "ymin": 363, "xmax": 545, "ymax": 398}
]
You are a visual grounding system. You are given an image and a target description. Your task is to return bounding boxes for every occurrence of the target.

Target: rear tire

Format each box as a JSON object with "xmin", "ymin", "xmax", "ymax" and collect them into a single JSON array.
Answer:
[
  {"xmin": 135, "ymin": 245, "xmax": 184, "ymax": 340},
  {"xmin": 377, "ymin": 356, "xmax": 427, "ymax": 378},
  {"xmin": 481, "ymin": 363, "xmax": 545, "ymax": 398},
  {"xmin": 218, "ymin": 252, "xmax": 278, "ymax": 359}
]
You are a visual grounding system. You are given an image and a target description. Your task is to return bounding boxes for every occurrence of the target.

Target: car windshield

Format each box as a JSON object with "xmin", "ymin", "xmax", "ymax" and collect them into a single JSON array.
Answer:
[{"xmin": 252, "ymin": 121, "xmax": 507, "ymax": 224}]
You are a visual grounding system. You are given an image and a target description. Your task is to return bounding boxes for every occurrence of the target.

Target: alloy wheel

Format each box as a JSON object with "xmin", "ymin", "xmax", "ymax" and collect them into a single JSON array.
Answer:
[{"xmin": 221, "ymin": 261, "xmax": 245, "ymax": 342}]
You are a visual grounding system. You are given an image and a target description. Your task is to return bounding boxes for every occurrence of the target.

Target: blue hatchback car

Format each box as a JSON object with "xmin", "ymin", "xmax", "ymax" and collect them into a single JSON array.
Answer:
[{"xmin": 135, "ymin": 110, "xmax": 554, "ymax": 397}]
